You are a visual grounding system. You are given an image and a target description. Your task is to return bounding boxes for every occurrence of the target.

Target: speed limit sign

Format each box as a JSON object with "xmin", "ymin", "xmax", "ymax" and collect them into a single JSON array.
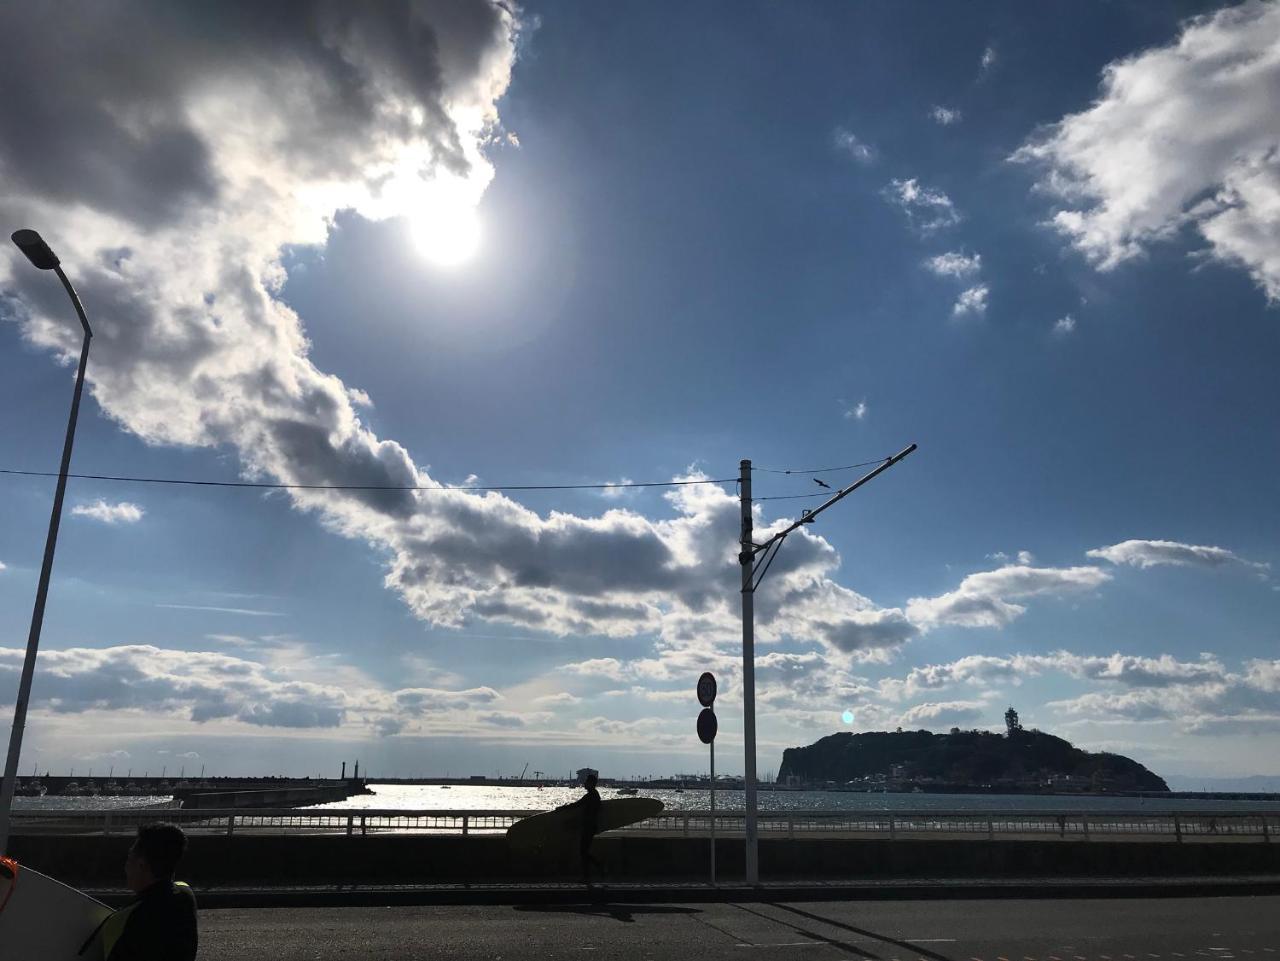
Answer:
[{"xmin": 697, "ymin": 671, "xmax": 717, "ymax": 707}]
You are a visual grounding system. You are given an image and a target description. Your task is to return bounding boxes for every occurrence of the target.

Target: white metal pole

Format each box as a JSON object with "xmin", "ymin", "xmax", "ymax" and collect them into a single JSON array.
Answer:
[
  {"xmin": 709, "ymin": 737, "xmax": 716, "ymax": 886},
  {"xmin": 739, "ymin": 458, "xmax": 759, "ymax": 885}
]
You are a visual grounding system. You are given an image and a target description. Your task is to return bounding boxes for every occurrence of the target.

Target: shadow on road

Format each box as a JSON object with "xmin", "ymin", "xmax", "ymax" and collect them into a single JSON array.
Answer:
[
  {"xmin": 766, "ymin": 903, "xmax": 957, "ymax": 961},
  {"xmin": 730, "ymin": 903, "xmax": 881, "ymax": 958},
  {"xmin": 514, "ymin": 902, "xmax": 703, "ymax": 924}
]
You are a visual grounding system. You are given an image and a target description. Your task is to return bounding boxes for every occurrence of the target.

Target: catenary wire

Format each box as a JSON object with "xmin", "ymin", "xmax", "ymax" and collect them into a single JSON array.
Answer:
[
  {"xmin": 0, "ymin": 467, "xmax": 736, "ymax": 493},
  {"xmin": 751, "ymin": 491, "xmax": 832, "ymax": 502},
  {"xmin": 752, "ymin": 456, "xmax": 890, "ymax": 475}
]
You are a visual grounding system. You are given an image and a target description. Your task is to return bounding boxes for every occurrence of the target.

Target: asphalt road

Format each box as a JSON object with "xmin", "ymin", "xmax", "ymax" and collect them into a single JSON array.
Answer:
[{"xmin": 200, "ymin": 895, "xmax": 1280, "ymax": 961}]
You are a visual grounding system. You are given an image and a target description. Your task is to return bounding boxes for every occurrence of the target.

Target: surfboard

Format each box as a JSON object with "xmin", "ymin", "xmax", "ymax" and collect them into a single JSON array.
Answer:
[
  {"xmin": 507, "ymin": 797, "xmax": 663, "ymax": 854},
  {"xmin": 0, "ymin": 858, "xmax": 113, "ymax": 961}
]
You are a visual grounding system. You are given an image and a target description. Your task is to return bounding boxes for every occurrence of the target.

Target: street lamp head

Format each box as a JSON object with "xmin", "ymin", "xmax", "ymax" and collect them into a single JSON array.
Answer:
[{"xmin": 11, "ymin": 229, "xmax": 60, "ymax": 270}]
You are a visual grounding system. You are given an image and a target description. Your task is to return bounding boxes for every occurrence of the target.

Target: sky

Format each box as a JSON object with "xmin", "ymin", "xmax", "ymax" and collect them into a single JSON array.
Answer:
[{"xmin": 0, "ymin": 1, "xmax": 1277, "ymax": 785}]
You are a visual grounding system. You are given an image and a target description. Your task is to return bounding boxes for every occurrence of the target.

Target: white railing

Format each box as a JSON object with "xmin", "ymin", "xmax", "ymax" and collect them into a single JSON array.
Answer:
[{"xmin": 9, "ymin": 807, "xmax": 1277, "ymax": 842}]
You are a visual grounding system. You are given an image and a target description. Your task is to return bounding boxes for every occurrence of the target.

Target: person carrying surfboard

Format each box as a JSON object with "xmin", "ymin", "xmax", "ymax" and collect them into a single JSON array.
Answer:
[
  {"xmin": 81, "ymin": 822, "xmax": 198, "ymax": 960},
  {"xmin": 563, "ymin": 772, "xmax": 604, "ymax": 884}
]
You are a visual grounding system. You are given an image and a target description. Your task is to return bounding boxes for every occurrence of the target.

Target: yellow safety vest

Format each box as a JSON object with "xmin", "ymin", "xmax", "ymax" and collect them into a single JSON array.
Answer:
[{"xmin": 87, "ymin": 881, "xmax": 193, "ymax": 959}]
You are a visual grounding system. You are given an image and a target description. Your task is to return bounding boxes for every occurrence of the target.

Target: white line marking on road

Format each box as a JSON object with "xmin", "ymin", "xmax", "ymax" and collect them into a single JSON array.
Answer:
[{"xmin": 735, "ymin": 943, "xmax": 821, "ymax": 949}]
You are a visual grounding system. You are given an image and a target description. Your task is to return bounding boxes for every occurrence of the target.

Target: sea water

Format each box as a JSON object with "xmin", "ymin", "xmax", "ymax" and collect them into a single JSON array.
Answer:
[{"xmin": 300, "ymin": 784, "xmax": 1280, "ymax": 814}]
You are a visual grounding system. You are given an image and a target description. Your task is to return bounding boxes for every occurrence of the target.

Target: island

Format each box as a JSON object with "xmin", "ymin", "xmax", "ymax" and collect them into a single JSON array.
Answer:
[{"xmin": 776, "ymin": 708, "xmax": 1169, "ymax": 793}]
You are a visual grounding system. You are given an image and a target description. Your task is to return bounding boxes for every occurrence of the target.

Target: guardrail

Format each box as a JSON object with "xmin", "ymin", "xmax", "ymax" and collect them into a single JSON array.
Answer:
[{"xmin": 10, "ymin": 808, "xmax": 1277, "ymax": 842}]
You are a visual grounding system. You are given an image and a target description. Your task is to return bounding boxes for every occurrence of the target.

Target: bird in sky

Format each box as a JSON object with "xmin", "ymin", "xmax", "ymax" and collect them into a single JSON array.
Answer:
[{"xmin": 813, "ymin": 478, "xmax": 831, "ymax": 489}]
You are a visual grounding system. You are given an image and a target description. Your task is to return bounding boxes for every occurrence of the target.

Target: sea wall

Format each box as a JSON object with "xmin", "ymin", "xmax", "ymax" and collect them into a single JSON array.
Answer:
[
  {"xmin": 10, "ymin": 835, "xmax": 1279, "ymax": 888},
  {"xmin": 175, "ymin": 784, "xmax": 359, "ymax": 809}
]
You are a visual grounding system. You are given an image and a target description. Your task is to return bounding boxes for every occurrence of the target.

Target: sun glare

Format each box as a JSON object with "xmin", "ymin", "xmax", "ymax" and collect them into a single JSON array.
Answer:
[{"xmin": 409, "ymin": 201, "xmax": 482, "ymax": 267}]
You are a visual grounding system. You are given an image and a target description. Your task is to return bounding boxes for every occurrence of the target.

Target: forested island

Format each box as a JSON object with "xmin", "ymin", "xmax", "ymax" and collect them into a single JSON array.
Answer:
[{"xmin": 776, "ymin": 709, "xmax": 1169, "ymax": 794}]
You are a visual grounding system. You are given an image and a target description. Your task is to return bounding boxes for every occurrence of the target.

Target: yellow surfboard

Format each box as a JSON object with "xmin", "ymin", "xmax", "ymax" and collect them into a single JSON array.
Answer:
[{"xmin": 507, "ymin": 797, "xmax": 663, "ymax": 854}]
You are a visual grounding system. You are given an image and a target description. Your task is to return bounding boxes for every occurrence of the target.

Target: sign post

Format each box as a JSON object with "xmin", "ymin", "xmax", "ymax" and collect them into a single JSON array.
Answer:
[{"xmin": 697, "ymin": 672, "xmax": 718, "ymax": 887}]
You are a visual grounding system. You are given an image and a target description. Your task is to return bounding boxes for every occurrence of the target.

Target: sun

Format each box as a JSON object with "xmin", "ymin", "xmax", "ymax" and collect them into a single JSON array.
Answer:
[{"xmin": 408, "ymin": 199, "xmax": 482, "ymax": 267}]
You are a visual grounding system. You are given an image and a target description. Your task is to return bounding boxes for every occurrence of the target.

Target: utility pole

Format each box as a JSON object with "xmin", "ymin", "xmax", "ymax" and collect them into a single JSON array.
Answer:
[
  {"xmin": 737, "ymin": 459, "xmax": 759, "ymax": 884},
  {"xmin": 738, "ymin": 443, "xmax": 916, "ymax": 885}
]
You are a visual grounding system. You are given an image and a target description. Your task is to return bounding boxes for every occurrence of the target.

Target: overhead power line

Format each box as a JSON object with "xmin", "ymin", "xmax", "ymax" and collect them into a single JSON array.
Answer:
[
  {"xmin": 751, "ymin": 456, "xmax": 892, "ymax": 475},
  {"xmin": 0, "ymin": 467, "xmax": 736, "ymax": 493},
  {"xmin": 752, "ymin": 491, "xmax": 831, "ymax": 502}
]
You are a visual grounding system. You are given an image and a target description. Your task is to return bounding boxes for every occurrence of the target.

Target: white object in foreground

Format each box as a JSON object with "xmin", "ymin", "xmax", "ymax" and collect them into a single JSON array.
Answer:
[{"xmin": 0, "ymin": 858, "xmax": 112, "ymax": 961}]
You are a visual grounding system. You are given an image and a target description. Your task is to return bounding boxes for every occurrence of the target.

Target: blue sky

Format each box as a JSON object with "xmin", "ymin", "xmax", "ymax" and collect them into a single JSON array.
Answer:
[{"xmin": 1, "ymin": 1, "xmax": 1277, "ymax": 783}]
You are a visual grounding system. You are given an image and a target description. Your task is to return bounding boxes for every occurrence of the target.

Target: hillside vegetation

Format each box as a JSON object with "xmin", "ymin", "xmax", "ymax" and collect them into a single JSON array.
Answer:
[{"xmin": 776, "ymin": 726, "xmax": 1169, "ymax": 792}]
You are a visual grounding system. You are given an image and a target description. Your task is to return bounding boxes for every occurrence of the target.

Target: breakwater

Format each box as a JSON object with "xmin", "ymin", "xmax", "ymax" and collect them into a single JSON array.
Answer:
[
  {"xmin": 14, "ymin": 776, "xmax": 370, "ymax": 808},
  {"xmin": 10, "ymin": 834, "xmax": 1280, "ymax": 888},
  {"xmin": 176, "ymin": 782, "xmax": 366, "ymax": 809}
]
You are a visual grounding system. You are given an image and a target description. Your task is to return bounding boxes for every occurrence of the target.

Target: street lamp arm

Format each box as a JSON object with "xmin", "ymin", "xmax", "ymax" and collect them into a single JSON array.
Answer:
[{"xmin": 54, "ymin": 265, "xmax": 92, "ymax": 338}]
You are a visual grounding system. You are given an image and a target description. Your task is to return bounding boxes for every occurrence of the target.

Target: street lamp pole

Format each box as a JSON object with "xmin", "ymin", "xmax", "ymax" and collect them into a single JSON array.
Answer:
[
  {"xmin": 0, "ymin": 230, "xmax": 93, "ymax": 854},
  {"xmin": 738, "ymin": 443, "xmax": 917, "ymax": 885}
]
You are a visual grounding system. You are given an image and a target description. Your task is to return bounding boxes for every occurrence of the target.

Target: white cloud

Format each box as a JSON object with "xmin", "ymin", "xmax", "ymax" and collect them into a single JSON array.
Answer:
[
  {"xmin": 533, "ymin": 692, "xmax": 582, "ymax": 707},
  {"xmin": 562, "ymin": 658, "xmax": 630, "ymax": 681},
  {"xmin": 158, "ymin": 604, "xmax": 284, "ymax": 617},
  {"xmin": 952, "ymin": 284, "xmax": 989, "ymax": 317},
  {"xmin": 1087, "ymin": 539, "xmax": 1269, "ymax": 575},
  {"xmin": 980, "ymin": 46, "xmax": 997, "ymax": 74},
  {"xmin": 0, "ymin": 8, "xmax": 920, "ymax": 665},
  {"xmin": 844, "ymin": 400, "xmax": 868, "ymax": 421},
  {"xmin": 884, "ymin": 178, "xmax": 961, "ymax": 232},
  {"xmin": 1011, "ymin": 1, "xmax": 1280, "ymax": 300},
  {"xmin": 1053, "ymin": 315, "xmax": 1076, "ymax": 335},
  {"xmin": 71, "ymin": 500, "xmax": 144, "ymax": 524},
  {"xmin": 905, "ymin": 564, "xmax": 1111, "ymax": 629},
  {"xmin": 0, "ymin": 642, "xmax": 545, "ymax": 739},
  {"xmin": 0, "ymin": 561, "xmax": 6, "ymax": 572},
  {"xmin": 833, "ymin": 127, "xmax": 876, "ymax": 164},
  {"xmin": 897, "ymin": 699, "xmax": 987, "ymax": 728},
  {"xmin": 925, "ymin": 251, "xmax": 982, "ymax": 278},
  {"xmin": 599, "ymin": 479, "xmax": 635, "ymax": 500},
  {"xmin": 930, "ymin": 106, "xmax": 963, "ymax": 126}
]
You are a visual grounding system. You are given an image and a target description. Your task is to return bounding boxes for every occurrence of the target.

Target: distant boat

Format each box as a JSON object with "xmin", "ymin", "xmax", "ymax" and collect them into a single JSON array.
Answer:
[
  {"xmin": 440, "ymin": 785, "xmax": 451, "ymax": 790},
  {"xmin": 616, "ymin": 786, "xmax": 638, "ymax": 796},
  {"xmin": 16, "ymin": 780, "xmax": 46, "ymax": 797}
]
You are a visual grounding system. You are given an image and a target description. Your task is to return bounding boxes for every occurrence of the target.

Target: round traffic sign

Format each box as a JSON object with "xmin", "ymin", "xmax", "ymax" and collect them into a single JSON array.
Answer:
[
  {"xmin": 697, "ymin": 671, "xmax": 717, "ymax": 707},
  {"xmin": 697, "ymin": 707, "xmax": 718, "ymax": 744}
]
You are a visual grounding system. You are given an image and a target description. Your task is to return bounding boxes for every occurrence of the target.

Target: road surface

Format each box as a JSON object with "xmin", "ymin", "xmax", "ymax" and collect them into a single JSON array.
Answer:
[{"xmin": 201, "ymin": 895, "xmax": 1279, "ymax": 960}]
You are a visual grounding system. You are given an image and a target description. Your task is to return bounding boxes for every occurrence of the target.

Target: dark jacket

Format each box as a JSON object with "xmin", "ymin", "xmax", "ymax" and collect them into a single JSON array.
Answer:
[
  {"xmin": 567, "ymin": 786, "xmax": 602, "ymax": 835},
  {"xmin": 103, "ymin": 879, "xmax": 198, "ymax": 961}
]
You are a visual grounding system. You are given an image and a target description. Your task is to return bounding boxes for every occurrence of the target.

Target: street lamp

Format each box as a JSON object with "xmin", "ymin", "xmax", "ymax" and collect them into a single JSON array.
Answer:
[{"xmin": 0, "ymin": 230, "xmax": 94, "ymax": 854}]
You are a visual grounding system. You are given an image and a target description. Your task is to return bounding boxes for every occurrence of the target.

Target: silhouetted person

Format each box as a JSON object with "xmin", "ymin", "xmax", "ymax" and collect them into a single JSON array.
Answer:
[
  {"xmin": 564, "ymin": 772, "xmax": 603, "ymax": 883},
  {"xmin": 86, "ymin": 822, "xmax": 198, "ymax": 961}
]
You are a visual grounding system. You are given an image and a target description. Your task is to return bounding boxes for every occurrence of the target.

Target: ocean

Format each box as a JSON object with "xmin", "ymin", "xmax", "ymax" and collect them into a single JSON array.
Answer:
[
  {"xmin": 302, "ymin": 784, "xmax": 1279, "ymax": 814},
  {"xmin": 12, "ymin": 784, "xmax": 1277, "ymax": 814}
]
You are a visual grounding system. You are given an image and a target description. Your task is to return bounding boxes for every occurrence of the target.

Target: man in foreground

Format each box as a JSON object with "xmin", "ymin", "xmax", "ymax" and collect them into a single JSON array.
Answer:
[{"xmin": 92, "ymin": 822, "xmax": 198, "ymax": 960}]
